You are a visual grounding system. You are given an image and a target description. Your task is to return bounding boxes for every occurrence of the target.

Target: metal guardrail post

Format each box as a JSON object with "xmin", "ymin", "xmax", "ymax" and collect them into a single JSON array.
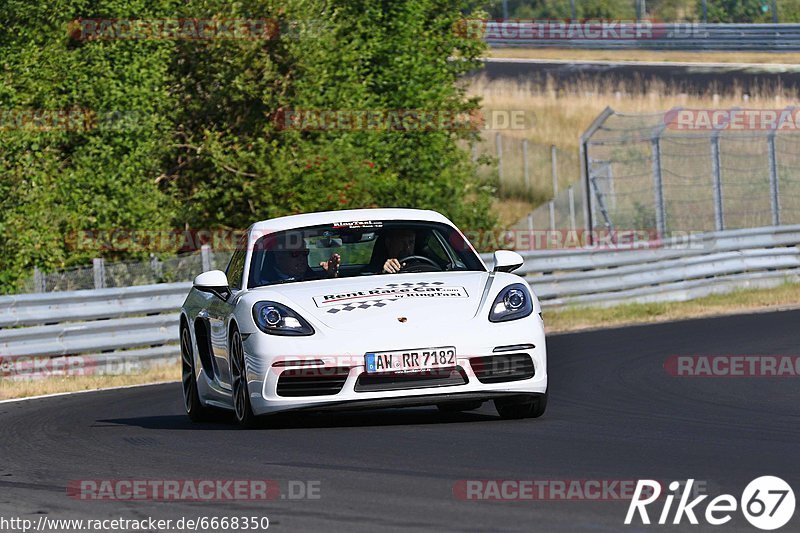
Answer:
[
  {"xmin": 710, "ymin": 133, "xmax": 725, "ymax": 231},
  {"xmin": 767, "ymin": 132, "xmax": 781, "ymax": 226},
  {"xmin": 651, "ymin": 137, "xmax": 667, "ymax": 239},
  {"xmin": 93, "ymin": 258, "xmax": 106, "ymax": 290},
  {"xmin": 201, "ymin": 245, "xmax": 212, "ymax": 272}
]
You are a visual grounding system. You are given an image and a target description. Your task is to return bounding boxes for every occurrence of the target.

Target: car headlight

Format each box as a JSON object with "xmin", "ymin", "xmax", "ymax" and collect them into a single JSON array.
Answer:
[
  {"xmin": 253, "ymin": 301, "xmax": 315, "ymax": 336},
  {"xmin": 489, "ymin": 283, "xmax": 533, "ymax": 323}
]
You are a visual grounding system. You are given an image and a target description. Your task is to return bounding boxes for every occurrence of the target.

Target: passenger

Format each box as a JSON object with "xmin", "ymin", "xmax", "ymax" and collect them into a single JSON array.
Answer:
[{"xmin": 266, "ymin": 236, "xmax": 339, "ymax": 282}]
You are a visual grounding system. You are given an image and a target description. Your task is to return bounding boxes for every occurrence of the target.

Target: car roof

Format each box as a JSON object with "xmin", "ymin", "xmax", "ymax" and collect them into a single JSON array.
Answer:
[{"xmin": 249, "ymin": 208, "xmax": 455, "ymax": 235}]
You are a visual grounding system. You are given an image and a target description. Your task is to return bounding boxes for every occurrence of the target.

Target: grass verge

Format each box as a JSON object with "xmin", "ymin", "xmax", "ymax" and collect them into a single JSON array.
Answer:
[
  {"xmin": 0, "ymin": 362, "xmax": 180, "ymax": 401},
  {"xmin": 543, "ymin": 281, "xmax": 800, "ymax": 334}
]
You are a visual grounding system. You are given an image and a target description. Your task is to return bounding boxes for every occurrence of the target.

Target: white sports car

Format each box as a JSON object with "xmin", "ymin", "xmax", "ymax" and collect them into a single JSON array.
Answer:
[{"xmin": 180, "ymin": 208, "xmax": 547, "ymax": 426}]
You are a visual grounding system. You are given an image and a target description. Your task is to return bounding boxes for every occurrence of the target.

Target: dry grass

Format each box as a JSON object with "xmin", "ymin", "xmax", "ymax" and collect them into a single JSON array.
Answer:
[
  {"xmin": 489, "ymin": 48, "xmax": 800, "ymax": 65},
  {"xmin": 470, "ymin": 76, "xmax": 800, "ymax": 205},
  {"xmin": 0, "ymin": 362, "xmax": 179, "ymax": 401},
  {"xmin": 491, "ymin": 197, "xmax": 535, "ymax": 228},
  {"xmin": 543, "ymin": 281, "xmax": 800, "ymax": 334},
  {"xmin": 471, "ymin": 76, "xmax": 800, "ymax": 150}
]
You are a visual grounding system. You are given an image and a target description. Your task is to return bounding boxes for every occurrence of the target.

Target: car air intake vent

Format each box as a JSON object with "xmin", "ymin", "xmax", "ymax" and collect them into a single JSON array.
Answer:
[
  {"xmin": 276, "ymin": 367, "xmax": 350, "ymax": 397},
  {"xmin": 471, "ymin": 354, "xmax": 535, "ymax": 384},
  {"xmin": 355, "ymin": 367, "xmax": 467, "ymax": 393}
]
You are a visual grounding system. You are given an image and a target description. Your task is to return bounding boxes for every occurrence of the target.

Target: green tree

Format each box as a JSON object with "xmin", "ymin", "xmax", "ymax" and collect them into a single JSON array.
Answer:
[
  {"xmin": 0, "ymin": 0, "xmax": 179, "ymax": 292},
  {"xmin": 169, "ymin": 0, "xmax": 496, "ymax": 234}
]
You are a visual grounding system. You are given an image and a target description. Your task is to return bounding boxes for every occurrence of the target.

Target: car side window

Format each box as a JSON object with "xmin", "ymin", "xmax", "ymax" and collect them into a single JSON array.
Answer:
[{"xmin": 226, "ymin": 246, "xmax": 247, "ymax": 291}]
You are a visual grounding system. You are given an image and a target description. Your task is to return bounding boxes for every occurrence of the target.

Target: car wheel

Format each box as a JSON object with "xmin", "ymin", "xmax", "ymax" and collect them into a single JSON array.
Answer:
[
  {"xmin": 181, "ymin": 324, "xmax": 211, "ymax": 422},
  {"xmin": 494, "ymin": 390, "xmax": 548, "ymax": 420},
  {"xmin": 230, "ymin": 327, "xmax": 258, "ymax": 428},
  {"xmin": 436, "ymin": 400, "xmax": 483, "ymax": 413}
]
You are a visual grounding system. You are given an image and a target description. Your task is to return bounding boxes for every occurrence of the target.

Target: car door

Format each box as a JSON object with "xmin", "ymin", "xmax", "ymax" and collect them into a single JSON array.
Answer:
[{"xmin": 208, "ymin": 243, "xmax": 247, "ymax": 390}]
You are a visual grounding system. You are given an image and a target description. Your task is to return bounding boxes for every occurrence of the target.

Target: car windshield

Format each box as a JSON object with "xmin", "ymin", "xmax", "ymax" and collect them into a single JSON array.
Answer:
[{"xmin": 246, "ymin": 220, "xmax": 484, "ymax": 288}]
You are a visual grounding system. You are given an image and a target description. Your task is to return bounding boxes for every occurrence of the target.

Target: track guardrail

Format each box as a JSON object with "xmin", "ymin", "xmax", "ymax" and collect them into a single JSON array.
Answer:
[
  {"xmin": 485, "ymin": 23, "xmax": 800, "ymax": 51},
  {"xmin": 1, "ymin": 225, "xmax": 798, "ymax": 371}
]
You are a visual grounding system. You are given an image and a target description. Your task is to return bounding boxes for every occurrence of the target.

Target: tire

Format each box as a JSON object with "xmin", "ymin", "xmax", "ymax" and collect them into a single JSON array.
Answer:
[
  {"xmin": 230, "ymin": 327, "xmax": 258, "ymax": 428},
  {"xmin": 181, "ymin": 324, "xmax": 212, "ymax": 422},
  {"xmin": 436, "ymin": 400, "xmax": 483, "ymax": 413},
  {"xmin": 494, "ymin": 390, "xmax": 548, "ymax": 420}
]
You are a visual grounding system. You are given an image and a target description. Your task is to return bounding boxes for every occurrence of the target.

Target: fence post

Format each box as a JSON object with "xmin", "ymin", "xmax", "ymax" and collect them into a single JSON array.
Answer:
[
  {"xmin": 767, "ymin": 132, "xmax": 781, "ymax": 226},
  {"xmin": 580, "ymin": 141, "xmax": 593, "ymax": 243},
  {"xmin": 568, "ymin": 185, "xmax": 576, "ymax": 231},
  {"xmin": 495, "ymin": 133, "xmax": 503, "ymax": 185},
  {"xmin": 549, "ymin": 201, "xmax": 556, "ymax": 232},
  {"xmin": 579, "ymin": 106, "xmax": 615, "ymax": 245},
  {"xmin": 33, "ymin": 267, "xmax": 46, "ymax": 293},
  {"xmin": 550, "ymin": 144, "xmax": 558, "ymax": 197},
  {"xmin": 151, "ymin": 255, "xmax": 164, "ymax": 281},
  {"xmin": 527, "ymin": 213, "xmax": 534, "ymax": 251},
  {"xmin": 522, "ymin": 139, "xmax": 530, "ymax": 193},
  {"xmin": 651, "ymin": 137, "xmax": 667, "ymax": 239},
  {"xmin": 201, "ymin": 244, "xmax": 213, "ymax": 272},
  {"xmin": 93, "ymin": 258, "xmax": 106, "ymax": 289},
  {"xmin": 710, "ymin": 134, "xmax": 725, "ymax": 231}
]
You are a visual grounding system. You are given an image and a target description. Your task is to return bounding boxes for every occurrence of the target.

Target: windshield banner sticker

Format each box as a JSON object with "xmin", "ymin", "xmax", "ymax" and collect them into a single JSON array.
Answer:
[{"xmin": 314, "ymin": 281, "xmax": 468, "ymax": 313}]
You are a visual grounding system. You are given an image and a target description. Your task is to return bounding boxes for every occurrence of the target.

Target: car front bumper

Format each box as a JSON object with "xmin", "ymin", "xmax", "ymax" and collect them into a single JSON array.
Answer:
[{"xmin": 239, "ymin": 316, "xmax": 547, "ymax": 416}]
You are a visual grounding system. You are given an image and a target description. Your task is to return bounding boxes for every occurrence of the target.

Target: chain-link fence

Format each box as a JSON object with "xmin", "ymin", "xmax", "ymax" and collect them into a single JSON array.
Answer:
[
  {"xmin": 21, "ymin": 248, "xmax": 233, "ymax": 294},
  {"xmin": 583, "ymin": 107, "xmax": 800, "ymax": 238},
  {"xmin": 473, "ymin": 132, "xmax": 581, "ymax": 204}
]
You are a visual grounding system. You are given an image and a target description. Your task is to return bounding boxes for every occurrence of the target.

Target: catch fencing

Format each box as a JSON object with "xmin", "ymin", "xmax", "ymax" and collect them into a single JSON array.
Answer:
[
  {"xmin": 581, "ymin": 107, "xmax": 800, "ymax": 241},
  {"xmin": 2, "ymin": 225, "xmax": 798, "ymax": 374}
]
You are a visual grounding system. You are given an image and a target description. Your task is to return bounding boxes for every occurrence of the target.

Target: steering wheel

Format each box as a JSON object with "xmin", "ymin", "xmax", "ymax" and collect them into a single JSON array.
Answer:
[{"xmin": 398, "ymin": 255, "xmax": 441, "ymax": 273}]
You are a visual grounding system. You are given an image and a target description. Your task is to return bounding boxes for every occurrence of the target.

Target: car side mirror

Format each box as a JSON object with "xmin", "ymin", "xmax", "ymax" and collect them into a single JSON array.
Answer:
[
  {"xmin": 193, "ymin": 270, "xmax": 231, "ymax": 300},
  {"xmin": 492, "ymin": 250, "xmax": 524, "ymax": 273}
]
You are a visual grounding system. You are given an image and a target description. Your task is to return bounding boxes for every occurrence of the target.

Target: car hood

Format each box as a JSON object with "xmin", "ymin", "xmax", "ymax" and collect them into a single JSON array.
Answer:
[{"xmin": 251, "ymin": 271, "xmax": 493, "ymax": 331}]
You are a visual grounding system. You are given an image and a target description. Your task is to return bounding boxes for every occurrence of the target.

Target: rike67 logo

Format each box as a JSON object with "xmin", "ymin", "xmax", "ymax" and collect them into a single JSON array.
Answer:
[{"xmin": 626, "ymin": 477, "xmax": 795, "ymax": 530}]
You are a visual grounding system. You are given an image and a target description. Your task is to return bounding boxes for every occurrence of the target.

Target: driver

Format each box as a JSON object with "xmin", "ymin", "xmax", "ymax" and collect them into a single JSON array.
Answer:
[{"xmin": 382, "ymin": 229, "xmax": 416, "ymax": 274}]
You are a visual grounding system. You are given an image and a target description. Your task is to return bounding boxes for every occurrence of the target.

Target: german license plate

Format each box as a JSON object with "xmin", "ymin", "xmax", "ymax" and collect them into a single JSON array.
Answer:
[{"xmin": 365, "ymin": 347, "xmax": 456, "ymax": 374}]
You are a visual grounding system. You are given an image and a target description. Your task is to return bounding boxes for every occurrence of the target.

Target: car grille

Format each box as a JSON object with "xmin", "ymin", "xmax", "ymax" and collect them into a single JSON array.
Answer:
[
  {"xmin": 276, "ymin": 367, "xmax": 350, "ymax": 397},
  {"xmin": 470, "ymin": 354, "xmax": 535, "ymax": 384},
  {"xmin": 354, "ymin": 366, "xmax": 468, "ymax": 392}
]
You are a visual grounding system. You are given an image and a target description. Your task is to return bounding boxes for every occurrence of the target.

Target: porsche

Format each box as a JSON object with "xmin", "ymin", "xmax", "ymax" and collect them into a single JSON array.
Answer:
[{"xmin": 180, "ymin": 208, "xmax": 547, "ymax": 426}]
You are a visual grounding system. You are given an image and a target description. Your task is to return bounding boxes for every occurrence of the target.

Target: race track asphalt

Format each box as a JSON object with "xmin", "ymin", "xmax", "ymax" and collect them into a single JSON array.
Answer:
[{"xmin": 1, "ymin": 310, "xmax": 798, "ymax": 532}]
